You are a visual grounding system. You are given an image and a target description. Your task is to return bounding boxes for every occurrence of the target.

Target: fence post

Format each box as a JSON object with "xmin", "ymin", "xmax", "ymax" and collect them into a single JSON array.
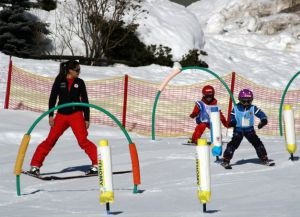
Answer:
[
  {"xmin": 226, "ymin": 72, "xmax": 236, "ymax": 125},
  {"xmin": 4, "ymin": 56, "xmax": 12, "ymax": 109},
  {"xmin": 122, "ymin": 74, "xmax": 129, "ymax": 127}
]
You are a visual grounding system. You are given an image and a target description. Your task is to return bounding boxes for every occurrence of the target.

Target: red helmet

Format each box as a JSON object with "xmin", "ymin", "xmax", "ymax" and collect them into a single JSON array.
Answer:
[{"xmin": 202, "ymin": 85, "xmax": 215, "ymax": 96}]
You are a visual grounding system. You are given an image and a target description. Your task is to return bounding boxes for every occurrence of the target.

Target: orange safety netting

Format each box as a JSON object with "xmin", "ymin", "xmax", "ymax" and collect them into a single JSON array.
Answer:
[
  {"xmin": 6, "ymin": 65, "xmax": 300, "ymax": 137},
  {"xmin": 233, "ymin": 73, "xmax": 300, "ymax": 136}
]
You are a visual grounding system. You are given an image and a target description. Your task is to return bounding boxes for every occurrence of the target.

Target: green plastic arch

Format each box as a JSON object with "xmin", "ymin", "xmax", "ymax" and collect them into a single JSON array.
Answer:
[
  {"xmin": 16, "ymin": 102, "xmax": 136, "ymax": 196},
  {"xmin": 279, "ymin": 71, "xmax": 300, "ymax": 136},
  {"xmin": 151, "ymin": 66, "xmax": 236, "ymax": 140},
  {"xmin": 26, "ymin": 102, "xmax": 132, "ymax": 143}
]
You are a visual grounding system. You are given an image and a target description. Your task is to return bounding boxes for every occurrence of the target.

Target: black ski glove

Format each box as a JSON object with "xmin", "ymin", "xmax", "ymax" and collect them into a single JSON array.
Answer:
[
  {"xmin": 229, "ymin": 120, "xmax": 236, "ymax": 128},
  {"xmin": 258, "ymin": 119, "xmax": 268, "ymax": 129}
]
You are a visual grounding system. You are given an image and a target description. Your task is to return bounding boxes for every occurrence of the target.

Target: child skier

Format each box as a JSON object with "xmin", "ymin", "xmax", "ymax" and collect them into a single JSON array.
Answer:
[
  {"xmin": 221, "ymin": 88, "xmax": 272, "ymax": 169},
  {"xmin": 189, "ymin": 85, "xmax": 228, "ymax": 144}
]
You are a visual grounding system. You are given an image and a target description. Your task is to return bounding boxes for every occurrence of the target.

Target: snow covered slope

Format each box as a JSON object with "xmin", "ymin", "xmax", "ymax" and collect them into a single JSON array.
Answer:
[{"xmin": 1, "ymin": 110, "xmax": 300, "ymax": 217}]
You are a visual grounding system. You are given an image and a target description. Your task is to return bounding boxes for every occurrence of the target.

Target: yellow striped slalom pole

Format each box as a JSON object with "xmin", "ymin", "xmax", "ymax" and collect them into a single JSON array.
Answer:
[
  {"xmin": 283, "ymin": 105, "xmax": 297, "ymax": 160},
  {"xmin": 196, "ymin": 138, "xmax": 211, "ymax": 212},
  {"xmin": 98, "ymin": 139, "xmax": 114, "ymax": 214}
]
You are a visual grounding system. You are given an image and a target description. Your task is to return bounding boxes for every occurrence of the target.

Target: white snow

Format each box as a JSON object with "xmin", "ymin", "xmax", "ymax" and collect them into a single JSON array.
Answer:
[{"xmin": 1, "ymin": 0, "xmax": 300, "ymax": 216}]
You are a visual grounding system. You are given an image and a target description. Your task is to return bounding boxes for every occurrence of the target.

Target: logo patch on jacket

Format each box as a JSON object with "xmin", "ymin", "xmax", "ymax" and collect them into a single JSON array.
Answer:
[
  {"xmin": 60, "ymin": 82, "xmax": 67, "ymax": 88},
  {"xmin": 74, "ymin": 84, "xmax": 79, "ymax": 88}
]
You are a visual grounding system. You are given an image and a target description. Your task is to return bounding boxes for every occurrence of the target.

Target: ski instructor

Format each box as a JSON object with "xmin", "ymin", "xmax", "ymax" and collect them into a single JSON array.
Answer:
[{"xmin": 28, "ymin": 60, "xmax": 98, "ymax": 176}]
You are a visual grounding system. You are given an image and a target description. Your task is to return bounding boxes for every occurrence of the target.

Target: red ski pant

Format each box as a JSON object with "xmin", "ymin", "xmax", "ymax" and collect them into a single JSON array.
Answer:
[
  {"xmin": 30, "ymin": 111, "xmax": 97, "ymax": 168},
  {"xmin": 192, "ymin": 123, "xmax": 210, "ymax": 143}
]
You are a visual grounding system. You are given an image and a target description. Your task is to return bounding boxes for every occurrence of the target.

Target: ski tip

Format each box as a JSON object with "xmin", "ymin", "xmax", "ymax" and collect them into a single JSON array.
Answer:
[
  {"xmin": 22, "ymin": 170, "xmax": 45, "ymax": 179},
  {"xmin": 262, "ymin": 161, "xmax": 275, "ymax": 167},
  {"xmin": 220, "ymin": 163, "xmax": 232, "ymax": 169},
  {"xmin": 181, "ymin": 143, "xmax": 196, "ymax": 146}
]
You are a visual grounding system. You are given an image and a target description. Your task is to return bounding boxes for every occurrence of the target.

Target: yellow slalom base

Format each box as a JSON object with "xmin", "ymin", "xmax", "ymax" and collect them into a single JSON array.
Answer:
[
  {"xmin": 286, "ymin": 144, "xmax": 297, "ymax": 154},
  {"xmin": 100, "ymin": 191, "xmax": 114, "ymax": 204},
  {"xmin": 197, "ymin": 138, "xmax": 208, "ymax": 146},
  {"xmin": 14, "ymin": 134, "xmax": 31, "ymax": 175},
  {"xmin": 198, "ymin": 190, "xmax": 211, "ymax": 204}
]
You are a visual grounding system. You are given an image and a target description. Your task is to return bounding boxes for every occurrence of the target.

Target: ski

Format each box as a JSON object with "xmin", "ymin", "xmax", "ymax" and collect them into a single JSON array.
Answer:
[
  {"xmin": 182, "ymin": 141, "xmax": 228, "ymax": 146},
  {"xmin": 220, "ymin": 162, "xmax": 232, "ymax": 169},
  {"xmin": 219, "ymin": 161, "xmax": 275, "ymax": 169},
  {"xmin": 261, "ymin": 162, "xmax": 275, "ymax": 167},
  {"xmin": 182, "ymin": 141, "xmax": 210, "ymax": 146},
  {"xmin": 182, "ymin": 142, "xmax": 196, "ymax": 146},
  {"xmin": 22, "ymin": 171, "xmax": 97, "ymax": 181},
  {"xmin": 22, "ymin": 170, "xmax": 131, "ymax": 181},
  {"xmin": 221, "ymin": 164, "xmax": 232, "ymax": 169}
]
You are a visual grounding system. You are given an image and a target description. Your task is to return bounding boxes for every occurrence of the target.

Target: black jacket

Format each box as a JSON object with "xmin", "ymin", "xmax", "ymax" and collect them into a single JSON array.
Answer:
[{"xmin": 48, "ymin": 76, "xmax": 90, "ymax": 121}]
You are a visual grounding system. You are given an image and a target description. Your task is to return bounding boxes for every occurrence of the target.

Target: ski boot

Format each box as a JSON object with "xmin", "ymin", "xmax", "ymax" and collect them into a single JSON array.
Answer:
[
  {"xmin": 85, "ymin": 165, "xmax": 98, "ymax": 175},
  {"xmin": 27, "ymin": 166, "xmax": 40, "ymax": 176},
  {"xmin": 221, "ymin": 160, "xmax": 232, "ymax": 169},
  {"xmin": 261, "ymin": 158, "xmax": 275, "ymax": 166}
]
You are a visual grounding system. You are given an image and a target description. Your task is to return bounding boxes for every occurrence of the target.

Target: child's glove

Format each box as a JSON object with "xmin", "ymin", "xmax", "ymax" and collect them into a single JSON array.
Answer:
[
  {"xmin": 190, "ymin": 113, "xmax": 196, "ymax": 118},
  {"xmin": 258, "ymin": 119, "xmax": 268, "ymax": 129},
  {"xmin": 228, "ymin": 120, "xmax": 236, "ymax": 128}
]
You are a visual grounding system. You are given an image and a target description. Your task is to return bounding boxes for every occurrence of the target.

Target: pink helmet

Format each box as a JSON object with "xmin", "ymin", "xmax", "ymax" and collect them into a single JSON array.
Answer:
[{"xmin": 238, "ymin": 89, "xmax": 253, "ymax": 101}]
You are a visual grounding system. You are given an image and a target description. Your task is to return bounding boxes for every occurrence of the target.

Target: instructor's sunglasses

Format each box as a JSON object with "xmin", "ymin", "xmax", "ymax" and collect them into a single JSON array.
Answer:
[{"xmin": 73, "ymin": 68, "xmax": 80, "ymax": 73}]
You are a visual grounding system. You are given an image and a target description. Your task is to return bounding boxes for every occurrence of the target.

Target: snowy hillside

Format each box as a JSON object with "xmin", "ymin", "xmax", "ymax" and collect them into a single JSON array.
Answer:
[
  {"xmin": 189, "ymin": 0, "xmax": 300, "ymax": 51},
  {"xmin": 30, "ymin": 0, "xmax": 300, "ymax": 88}
]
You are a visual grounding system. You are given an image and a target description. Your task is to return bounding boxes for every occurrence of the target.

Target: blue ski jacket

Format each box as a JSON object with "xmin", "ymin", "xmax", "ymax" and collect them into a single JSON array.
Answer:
[{"xmin": 229, "ymin": 103, "xmax": 267, "ymax": 133}]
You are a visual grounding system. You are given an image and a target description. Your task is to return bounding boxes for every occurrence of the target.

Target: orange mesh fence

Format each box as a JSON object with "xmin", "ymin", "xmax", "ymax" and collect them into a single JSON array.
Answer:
[
  {"xmin": 87, "ymin": 76, "xmax": 125, "ymax": 128},
  {"xmin": 233, "ymin": 73, "xmax": 300, "ymax": 136},
  {"xmin": 6, "ymin": 65, "xmax": 300, "ymax": 137},
  {"xmin": 8, "ymin": 65, "xmax": 52, "ymax": 112},
  {"xmin": 155, "ymin": 73, "xmax": 233, "ymax": 137},
  {"xmin": 125, "ymin": 77, "xmax": 158, "ymax": 135}
]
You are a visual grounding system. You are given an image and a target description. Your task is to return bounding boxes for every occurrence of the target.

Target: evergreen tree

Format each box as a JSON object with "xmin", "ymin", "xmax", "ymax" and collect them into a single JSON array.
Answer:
[
  {"xmin": 179, "ymin": 49, "xmax": 209, "ymax": 68},
  {"xmin": 0, "ymin": 0, "xmax": 56, "ymax": 57},
  {"xmin": 103, "ymin": 21, "xmax": 155, "ymax": 66},
  {"xmin": 103, "ymin": 20, "xmax": 174, "ymax": 67}
]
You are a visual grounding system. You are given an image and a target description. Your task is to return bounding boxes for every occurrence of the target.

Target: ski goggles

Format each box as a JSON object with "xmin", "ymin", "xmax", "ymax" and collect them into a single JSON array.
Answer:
[
  {"xmin": 204, "ymin": 94, "xmax": 214, "ymax": 99},
  {"xmin": 240, "ymin": 99, "xmax": 252, "ymax": 105}
]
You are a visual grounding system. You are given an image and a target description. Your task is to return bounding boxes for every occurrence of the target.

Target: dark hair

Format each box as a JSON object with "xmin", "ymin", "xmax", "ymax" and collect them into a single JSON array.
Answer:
[{"xmin": 56, "ymin": 60, "xmax": 80, "ymax": 80}]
